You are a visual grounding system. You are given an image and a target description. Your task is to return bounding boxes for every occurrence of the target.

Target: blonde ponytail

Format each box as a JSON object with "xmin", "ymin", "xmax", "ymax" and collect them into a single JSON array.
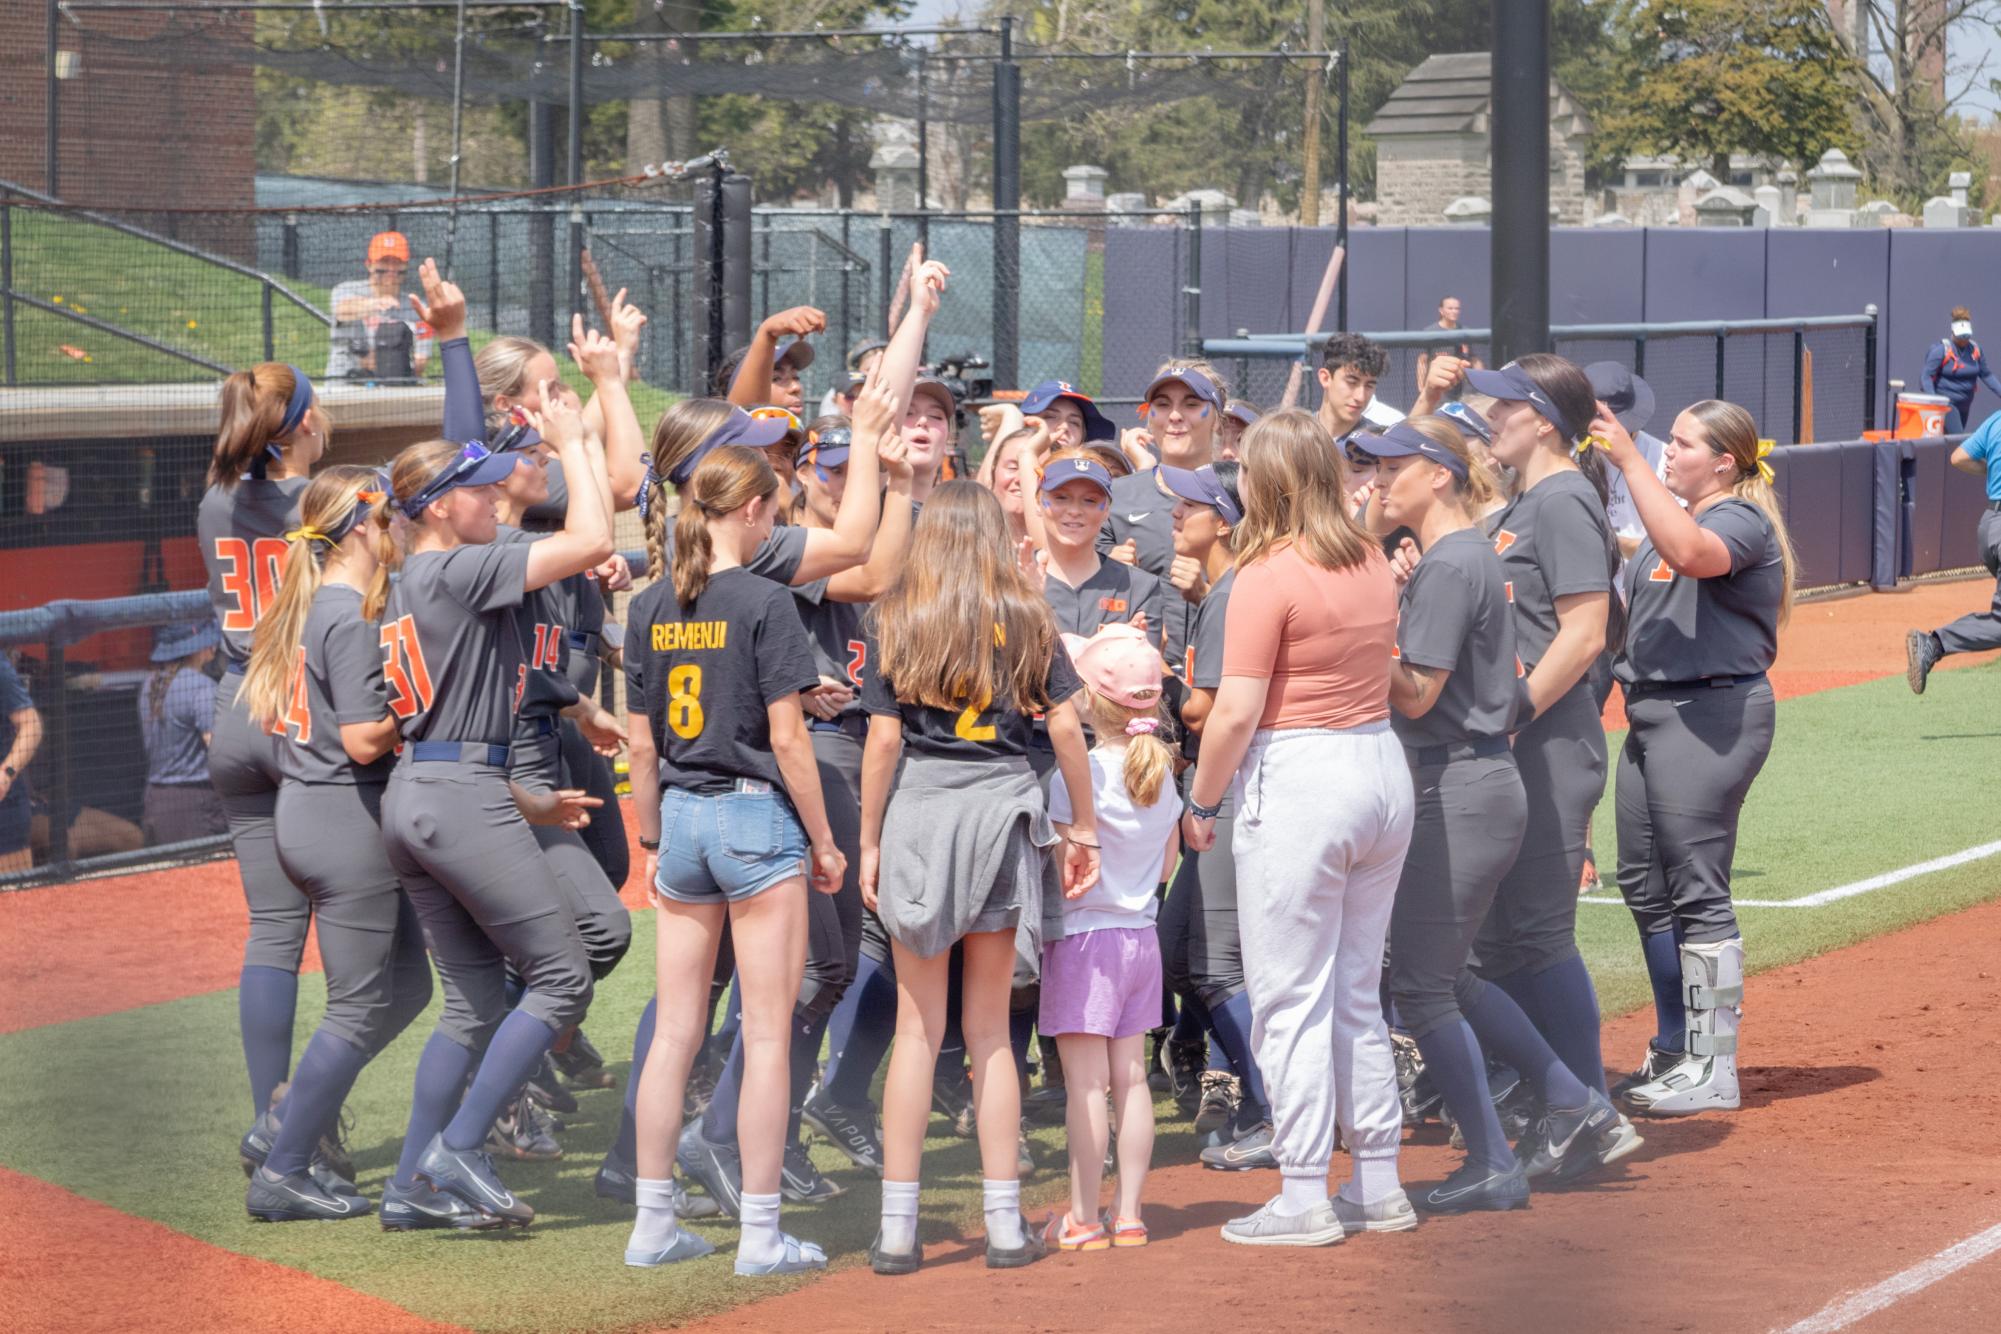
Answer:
[{"xmin": 1083, "ymin": 690, "xmax": 1175, "ymax": 807}]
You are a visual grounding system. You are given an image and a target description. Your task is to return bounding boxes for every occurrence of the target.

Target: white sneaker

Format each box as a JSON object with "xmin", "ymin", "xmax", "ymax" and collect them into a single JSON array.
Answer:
[
  {"xmin": 1220, "ymin": 1197, "xmax": 1345, "ymax": 1247},
  {"xmin": 1332, "ymin": 1189, "xmax": 1419, "ymax": 1234}
]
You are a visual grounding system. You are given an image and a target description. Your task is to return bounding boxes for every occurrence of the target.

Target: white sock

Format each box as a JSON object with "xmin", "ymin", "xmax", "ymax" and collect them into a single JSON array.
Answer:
[
  {"xmin": 1276, "ymin": 1170, "xmax": 1330, "ymax": 1216},
  {"xmin": 627, "ymin": 1177, "xmax": 679, "ymax": 1254},
  {"xmin": 879, "ymin": 1178, "xmax": 920, "ymax": 1254},
  {"xmin": 1349, "ymin": 1156, "xmax": 1402, "ymax": 1206},
  {"xmin": 982, "ymin": 1178, "xmax": 1024, "ymax": 1248},
  {"xmin": 737, "ymin": 1191, "xmax": 783, "ymax": 1265}
]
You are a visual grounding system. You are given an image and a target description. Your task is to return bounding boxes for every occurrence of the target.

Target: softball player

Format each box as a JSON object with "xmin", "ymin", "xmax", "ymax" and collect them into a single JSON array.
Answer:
[
  {"xmin": 199, "ymin": 362, "xmax": 327, "ymax": 1139},
  {"xmin": 1365, "ymin": 418, "xmax": 1638, "ymax": 1213},
  {"xmin": 1035, "ymin": 451, "xmax": 1166, "ymax": 673},
  {"xmin": 861, "ymin": 482, "xmax": 1100, "ymax": 1275},
  {"xmin": 1460, "ymin": 357, "xmax": 1619, "ymax": 1106},
  {"xmin": 1590, "ymin": 400, "xmax": 1794, "ymax": 1115},
  {"xmin": 235, "ymin": 467, "xmax": 448, "ymax": 1224},
  {"xmin": 622, "ymin": 440, "xmax": 845, "ymax": 1274},
  {"xmin": 377, "ymin": 389, "xmax": 614, "ymax": 1229}
]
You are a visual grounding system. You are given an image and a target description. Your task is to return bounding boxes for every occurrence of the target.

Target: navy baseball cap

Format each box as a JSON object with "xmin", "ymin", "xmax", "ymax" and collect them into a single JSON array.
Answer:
[
  {"xmin": 1437, "ymin": 400, "xmax": 1493, "ymax": 443},
  {"xmin": 1583, "ymin": 361, "xmax": 1656, "ymax": 433},
  {"xmin": 1142, "ymin": 367, "xmax": 1224, "ymax": 411},
  {"xmin": 1463, "ymin": 363, "xmax": 1576, "ymax": 438},
  {"xmin": 798, "ymin": 423, "xmax": 853, "ymax": 472},
  {"xmin": 1157, "ymin": 463, "xmax": 1243, "ymax": 525},
  {"xmin": 668, "ymin": 406, "xmax": 796, "ymax": 486},
  {"xmin": 1019, "ymin": 379, "xmax": 1116, "ymax": 443},
  {"xmin": 1039, "ymin": 453, "xmax": 1114, "ymax": 498},
  {"xmin": 1225, "ymin": 401, "xmax": 1260, "ymax": 428},
  {"xmin": 1358, "ymin": 421, "xmax": 1470, "ymax": 479},
  {"xmin": 401, "ymin": 440, "xmax": 521, "ymax": 517},
  {"xmin": 774, "ymin": 337, "xmax": 816, "ymax": 371},
  {"xmin": 847, "ymin": 337, "xmax": 887, "ymax": 370}
]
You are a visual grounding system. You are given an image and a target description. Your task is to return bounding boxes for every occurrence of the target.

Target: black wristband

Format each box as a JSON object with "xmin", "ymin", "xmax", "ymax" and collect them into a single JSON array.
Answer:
[
  {"xmin": 638, "ymin": 836, "xmax": 661, "ymax": 851},
  {"xmin": 1188, "ymin": 797, "xmax": 1223, "ymax": 821}
]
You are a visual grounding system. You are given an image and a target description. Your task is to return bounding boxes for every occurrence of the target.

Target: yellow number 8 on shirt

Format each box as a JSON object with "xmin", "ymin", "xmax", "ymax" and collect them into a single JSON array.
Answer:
[
  {"xmin": 668, "ymin": 664, "xmax": 705, "ymax": 739},
  {"xmin": 954, "ymin": 694, "xmax": 996, "ymax": 742}
]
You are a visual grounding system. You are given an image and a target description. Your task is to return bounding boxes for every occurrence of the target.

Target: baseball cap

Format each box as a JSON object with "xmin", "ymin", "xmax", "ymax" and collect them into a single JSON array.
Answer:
[
  {"xmin": 400, "ymin": 440, "xmax": 520, "ymax": 517},
  {"xmin": 909, "ymin": 376, "xmax": 957, "ymax": 421},
  {"xmin": 774, "ymin": 337, "xmax": 816, "ymax": 371},
  {"xmin": 1019, "ymin": 379, "xmax": 1116, "ymax": 443},
  {"xmin": 368, "ymin": 232, "xmax": 410, "ymax": 266},
  {"xmin": 798, "ymin": 422, "xmax": 853, "ymax": 472},
  {"xmin": 668, "ymin": 405, "xmax": 796, "ymax": 486},
  {"xmin": 1141, "ymin": 367, "xmax": 1224, "ymax": 412},
  {"xmin": 1225, "ymin": 401, "xmax": 1261, "ymax": 428},
  {"xmin": 1463, "ymin": 363, "xmax": 1577, "ymax": 439},
  {"xmin": 847, "ymin": 337, "xmax": 888, "ymax": 370},
  {"xmin": 1583, "ymin": 361, "xmax": 1655, "ymax": 434},
  {"xmin": 1437, "ymin": 400, "xmax": 1493, "ymax": 443},
  {"xmin": 1038, "ymin": 453, "xmax": 1113, "ymax": 498},
  {"xmin": 1060, "ymin": 624, "xmax": 1165, "ymax": 710},
  {"xmin": 1157, "ymin": 464, "xmax": 1243, "ymax": 525},
  {"xmin": 1356, "ymin": 421, "xmax": 1470, "ymax": 479}
]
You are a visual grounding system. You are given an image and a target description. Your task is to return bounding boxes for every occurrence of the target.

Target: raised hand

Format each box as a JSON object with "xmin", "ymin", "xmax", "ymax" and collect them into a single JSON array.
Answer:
[
  {"xmin": 408, "ymin": 258, "xmax": 467, "ymax": 342},
  {"xmin": 568, "ymin": 314, "xmax": 622, "ymax": 386}
]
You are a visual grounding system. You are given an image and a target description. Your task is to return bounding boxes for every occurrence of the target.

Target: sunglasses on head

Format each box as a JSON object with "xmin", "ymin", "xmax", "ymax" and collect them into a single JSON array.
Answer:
[
  {"xmin": 750, "ymin": 406, "xmax": 802, "ymax": 431},
  {"xmin": 402, "ymin": 441, "xmax": 497, "ymax": 517},
  {"xmin": 1345, "ymin": 443, "xmax": 1379, "ymax": 468}
]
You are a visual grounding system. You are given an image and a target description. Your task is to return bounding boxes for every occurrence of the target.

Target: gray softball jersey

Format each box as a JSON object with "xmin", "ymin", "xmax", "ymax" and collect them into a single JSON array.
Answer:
[
  {"xmin": 793, "ymin": 576, "xmax": 869, "ymax": 718},
  {"xmin": 198, "ymin": 479, "xmax": 309, "ymax": 669},
  {"xmin": 1042, "ymin": 556, "xmax": 1167, "ymax": 646},
  {"xmin": 1392, "ymin": 528, "xmax": 1524, "ymax": 749},
  {"xmin": 1616, "ymin": 498, "xmax": 1783, "ymax": 685},
  {"xmin": 1098, "ymin": 468, "xmax": 1198, "ymax": 671},
  {"xmin": 1483, "ymin": 470, "xmax": 1617, "ymax": 671},
  {"xmin": 275, "ymin": 585, "xmax": 394, "ymax": 786},
  {"xmin": 383, "ymin": 542, "xmax": 533, "ymax": 745}
]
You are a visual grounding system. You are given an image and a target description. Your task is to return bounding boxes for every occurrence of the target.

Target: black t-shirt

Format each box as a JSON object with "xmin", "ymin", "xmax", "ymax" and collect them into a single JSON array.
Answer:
[
  {"xmin": 624, "ymin": 567, "xmax": 820, "ymax": 796},
  {"xmin": 861, "ymin": 633, "xmax": 1084, "ymax": 760}
]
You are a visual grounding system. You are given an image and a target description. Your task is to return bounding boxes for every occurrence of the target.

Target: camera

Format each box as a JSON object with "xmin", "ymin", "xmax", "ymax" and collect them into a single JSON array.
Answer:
[{"xmin": 928, "ymin": 352, "xmax": 994, "ymax": 409}]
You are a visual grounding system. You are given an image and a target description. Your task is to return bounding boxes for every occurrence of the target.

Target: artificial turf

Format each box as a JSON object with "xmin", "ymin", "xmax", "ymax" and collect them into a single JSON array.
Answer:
[{"xmin": 2, "ymin": 656, "xmax": 1997, "ymax": 1332}]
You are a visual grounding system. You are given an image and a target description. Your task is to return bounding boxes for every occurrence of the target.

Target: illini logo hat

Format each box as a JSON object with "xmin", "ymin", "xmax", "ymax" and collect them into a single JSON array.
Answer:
[{"xmin": 1038, "ymin": 454, "xmax": 1114, "ymax": 497}]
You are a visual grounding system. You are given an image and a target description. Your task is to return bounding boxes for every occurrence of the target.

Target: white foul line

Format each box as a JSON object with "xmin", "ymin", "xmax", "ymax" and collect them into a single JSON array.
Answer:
[
  {"xmin": 1579, "ymin": 838, "xmax": 2001, "ymax": 911},
  {"xmin": 1772, "ymin": 1220, "xmax": 2001, "ymax": 1333}
]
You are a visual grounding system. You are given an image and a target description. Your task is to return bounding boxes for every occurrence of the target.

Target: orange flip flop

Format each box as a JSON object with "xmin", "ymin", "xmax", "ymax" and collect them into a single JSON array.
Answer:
[{"xmin": 1043, "ymin": 1212, "xmax": 1110, "ymax": 1252}]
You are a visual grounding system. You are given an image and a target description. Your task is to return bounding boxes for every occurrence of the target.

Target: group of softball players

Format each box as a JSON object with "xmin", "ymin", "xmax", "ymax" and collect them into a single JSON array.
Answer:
[{"xmin": 197, "ymin": 246, "xmax": 1790, "ymax": 1267}]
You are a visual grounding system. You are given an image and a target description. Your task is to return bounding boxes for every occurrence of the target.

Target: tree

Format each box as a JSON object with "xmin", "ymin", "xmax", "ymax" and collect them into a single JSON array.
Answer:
[
  {"xmin": 1831, "ymin": 1, "xmax": 2001, "ymax": 202},
  {"xmin": 1592, "ymin": 0, "xmax": 1862, "ymax": 183}
]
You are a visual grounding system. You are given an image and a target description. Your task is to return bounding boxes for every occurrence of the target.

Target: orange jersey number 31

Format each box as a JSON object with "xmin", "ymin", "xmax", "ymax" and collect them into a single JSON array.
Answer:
[{"xmin": 380, "ymin": 616, "xmax": 437, "ymax": 719}]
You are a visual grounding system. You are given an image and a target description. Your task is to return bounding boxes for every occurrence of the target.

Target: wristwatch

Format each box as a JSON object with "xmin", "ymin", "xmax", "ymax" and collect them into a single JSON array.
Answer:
[
  {"xmin": 1188, "ymin": 797, "xmax": 1223, "ymax": 821},
  {"xmin": 638, "ymin": 835, "xmax": 661, "ymax": 851}
]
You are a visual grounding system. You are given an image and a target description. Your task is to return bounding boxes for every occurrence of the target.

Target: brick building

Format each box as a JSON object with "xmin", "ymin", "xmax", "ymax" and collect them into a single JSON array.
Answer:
[{"xmin": 1364, "ymin": 52, "xmax": 1593, "ymax": 226}]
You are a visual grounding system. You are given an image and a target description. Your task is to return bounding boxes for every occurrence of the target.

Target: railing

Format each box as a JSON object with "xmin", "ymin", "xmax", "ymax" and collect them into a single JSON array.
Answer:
[{"xmin": 0, "ymin": 180, "xmax": 334, "ymax": 386}]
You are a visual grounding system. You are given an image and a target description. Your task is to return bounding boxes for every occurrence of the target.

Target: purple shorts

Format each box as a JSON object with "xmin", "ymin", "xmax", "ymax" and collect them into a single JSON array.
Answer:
[{"xmin": 1039, "ymin": 926, "xmax": 1162, "ymax": 1039}]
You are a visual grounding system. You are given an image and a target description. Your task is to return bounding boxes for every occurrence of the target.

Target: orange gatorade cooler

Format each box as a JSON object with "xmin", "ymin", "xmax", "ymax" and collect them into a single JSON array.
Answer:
[{"xmin": 1895, "ymin": 391, "xmax": 1951, "ymax": 438}]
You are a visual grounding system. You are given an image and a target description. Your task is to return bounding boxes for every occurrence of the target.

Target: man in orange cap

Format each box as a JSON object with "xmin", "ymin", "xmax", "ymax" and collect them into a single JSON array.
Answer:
[{"xmin": 327, "ymin": 231, "xmax": 428, "ymax": 381}]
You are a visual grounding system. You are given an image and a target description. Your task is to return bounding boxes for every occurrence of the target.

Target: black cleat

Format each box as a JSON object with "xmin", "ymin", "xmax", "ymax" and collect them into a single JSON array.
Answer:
[
  {"xmin": 801, "ymin": 1089, "xmax": 885, "ymax": 1174},
  {"xmin": 1417, "ymin": 1160, "xmax": 1531, "ymax": 1215},
  {"xmin": 1194, "ymin": 1071, "xmax": 1241, "ymax": 1138},
  {"xmin": 380, "ymin": 1177, "xmax": 506, "ymax": 1231},
  {"xmin": 1167, "ymin": 1041, "xmax": 1207, "ymax": 1119},
  {"xmin": 487, "ymin": 1092, "xmax": 563, "ymax": 1161},
  {"xmin": 246, "ymin": 1167, "xmax": 372, "ymax": 1223},
  {"xmin": 1613, "ymin": 1041, "xmax": 1684, "ymax": 1102},
  {"xmin": 414, "ymin": 1134, "xmax": 534, "ymax": 1227},
  {"xmin": 1519, "ymin": 1091, "xmax": 1620, "ymax": 1181},
  {"xmin": 552, "ymin": 1029, "xmax": 615, "ymax": 1089},
  {"xmin": 525, "ymin": 1054, "xmax": 580, "ymax": 1115},
  {"xmin": 781, "ymin": 1139, "xmax": 845, "ymax": 1203},
  {"xmin": 1907, "ymin": 629, "xmax": 1943, "ymax": 695},
  {"xmin": 675, "ymin": 1121, "xmax": 743, "ymax": 1219}
]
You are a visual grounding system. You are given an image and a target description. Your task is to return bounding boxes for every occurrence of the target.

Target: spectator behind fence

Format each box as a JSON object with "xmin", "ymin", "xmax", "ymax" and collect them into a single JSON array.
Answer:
[
  {"xmin": 327, "ymin": 231, "xmax": 429, "ymax": 383},
  {"xmin": 138, "ymin": 619, "xmax": 227, "ymax": 846},
  {"xmin": 1920, "ymin": 305, "xmax": 2001, "ymax": 434},
  {"xmin": 1415, "ymin": 296, "xmax": 1482, "ymax": 402},
  {"xmin": 1, "ymin": 653, "xmax": 44, "ymax": 875}
]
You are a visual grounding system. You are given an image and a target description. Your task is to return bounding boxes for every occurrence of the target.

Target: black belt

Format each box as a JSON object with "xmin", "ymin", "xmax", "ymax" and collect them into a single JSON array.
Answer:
[
  {"xmin": 1625, "ymin": 672, "xmax": 1767, "ymax": 698},
  {"xmin": 408, "ymin": 741, "xmax": 511, "ymax": 766},
  {"xmin": 1987, "ymin": 500, "xmax": 2001, "ymax": 513},
  {"xmin": 519, "ymin": 716, "xmax": 559, "ymax": 739},
  {"xmin": 809, "ymin": 715, "xmax": 869, "ymax": 740},
  {"xmin": 567, "ymin": 629, "xmax": 600, "ymax": 654},
  {"xmin": 1404, "ymin": 735, "xmax": 1512, "ymax": 767}
]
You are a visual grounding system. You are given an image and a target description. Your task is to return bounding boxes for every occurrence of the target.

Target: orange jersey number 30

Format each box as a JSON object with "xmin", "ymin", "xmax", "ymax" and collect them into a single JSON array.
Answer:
[
  {"xmin": 379, "ymin": 616, "xmax": 437, "ymax": 719},
  {"xmin": 213, "ymin": 537, "xmax": 290, "ymax": 633}
]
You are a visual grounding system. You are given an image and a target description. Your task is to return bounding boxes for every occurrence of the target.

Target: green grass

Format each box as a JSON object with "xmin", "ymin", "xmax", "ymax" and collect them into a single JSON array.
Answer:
[
  {"xmin": 6, "ymin": 212, "xmax": 680, "ymax": 426},
  {"xmin": 1080, "ymin": 249, "xmax": 1105, "ymax": 397},
  {"xmin": 4, "ymin": 659, "xmax": 1999, "ymax": 1329}
]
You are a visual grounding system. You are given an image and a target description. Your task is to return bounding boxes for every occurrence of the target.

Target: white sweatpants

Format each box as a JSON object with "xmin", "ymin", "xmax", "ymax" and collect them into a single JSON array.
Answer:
[{"xmin": 1233, "ymin": 723, "xmax": 1414, "ymax": 1190}]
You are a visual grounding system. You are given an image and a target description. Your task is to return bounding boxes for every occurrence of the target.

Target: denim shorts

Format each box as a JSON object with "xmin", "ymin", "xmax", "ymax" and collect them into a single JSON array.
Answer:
[{"xmin": 656, "ymin": 786, "xmax": 808, "ymax": 904}]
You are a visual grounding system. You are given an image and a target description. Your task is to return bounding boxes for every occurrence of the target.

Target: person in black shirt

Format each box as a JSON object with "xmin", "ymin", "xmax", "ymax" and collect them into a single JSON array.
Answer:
[{"xmin": 623, "ymin": 444, "xmax": 842, "ymax": 1277}]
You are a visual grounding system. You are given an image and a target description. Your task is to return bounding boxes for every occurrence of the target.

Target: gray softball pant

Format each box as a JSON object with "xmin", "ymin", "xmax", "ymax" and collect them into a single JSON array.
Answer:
[
  {"xmin": 1388, "ymin": 751, "xmax": 1528, "ymax": 1039},
  {"xmin": 531, "ymin": 823, "xmax": 633, "ymax": 981},
  {"xmin": 1615, "ymin": 676, "xmax": 1776, "ymax": 945},
  {"xmin": 273, "ymin": 780, "xmax": 433, "ymax": 1054},
  {"xmin": 559, "ymin": 720, "xmax": 631, "ymax": 891},
  {"xmin": 1163, "ymin": 788, "xmax": 1244, "ymax": 1009},
  {"xmin": 209, "ymin": 671, "xmax": 309, "ymax": 973},
  {"xmin": 1935, "ymin": 508, "xmax": 2001, "ymax": 655},
  {"xmin": 382, "ymin": 755, "xmax": 595, "ymax": 1050},
  {"xmin": 1472, "ymin": 682, "xmax": 1606, "ymax": 979},
  {"xmin": 804, "ymin": 725, "xmax": 866, "ymax": 1020}
]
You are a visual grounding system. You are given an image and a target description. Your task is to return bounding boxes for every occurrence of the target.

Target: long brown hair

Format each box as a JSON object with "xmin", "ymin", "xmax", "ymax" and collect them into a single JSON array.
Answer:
[
  {"xmin": 238, "ymin": 467, "xmax": 393, "ymax": 728},
  {"xmin": 873, "ymin": 481, "xmax": 1059, "ymax": 713},
  {"xmin": 148, "ymin": 654, "xmax": 202, "ymax": 723},
  {"xmin": 643, "ymin": 397, "xmax": 740, "ymax": 584},
  {"xmin": 669, "ymin": 445, "xmax": 778, "ymax": 607},
  {"xmin": 1683, "ymin": 400, "xmax": 1799, "ymax": 624},
  {"xmin": 1233, "ymin": 408, "xmax": 1375, "ymax": 572},
  {"xmin": 475, "ymin": 336, "xmax": 547, "ymax": 432},
  {"xmin": 1514, "ymin": 352, "xmax": 1609, "ymax": 506},
  {"xmin": 210, "ymin": 363, "xmax": 322, "ymax": 488},
  {"xmin": 1402, "ymin": 414, "xmax": 1501, "ymax": 512}
]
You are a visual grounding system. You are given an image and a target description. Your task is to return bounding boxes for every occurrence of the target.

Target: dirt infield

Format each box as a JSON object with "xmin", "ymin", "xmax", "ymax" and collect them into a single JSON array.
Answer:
[
  {"xmin": 0, "ymin": 1167, "xmax": 461, "ymax": 1334},
  {"xmin": 689, "ymin": 892, "xmax": 2001, "ymax": 1334}
]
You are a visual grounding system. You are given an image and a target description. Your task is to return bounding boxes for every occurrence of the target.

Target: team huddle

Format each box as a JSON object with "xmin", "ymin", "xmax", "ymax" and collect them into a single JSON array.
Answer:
[{"xmin": 200, "ymin": 245, "xmax": 1793, "ymax": 1270}]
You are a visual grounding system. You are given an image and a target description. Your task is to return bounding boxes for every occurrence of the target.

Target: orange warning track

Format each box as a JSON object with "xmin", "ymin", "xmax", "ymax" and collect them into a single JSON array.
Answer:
[{"xmin": 0, "ymin": 1167, "xmax": 462, "ymax": 1334}]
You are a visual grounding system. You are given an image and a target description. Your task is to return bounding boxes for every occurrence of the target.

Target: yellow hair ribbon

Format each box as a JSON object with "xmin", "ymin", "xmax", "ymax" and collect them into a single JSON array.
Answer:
[
  {"xmin": 287, "ymin": 525, "xmax": 334, "ymax": 546},
  {"xmin": 1579, "ymin": 435, "xmax": 1610, "ymax": 456},
  {"xmin": 1754, "ymin": 438, "xmax": 1775, "ymax": 485}
]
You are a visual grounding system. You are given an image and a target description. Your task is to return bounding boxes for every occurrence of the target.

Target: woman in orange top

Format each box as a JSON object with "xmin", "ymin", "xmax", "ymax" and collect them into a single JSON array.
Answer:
[{"xmin": 1183, "ymin": 409, "xmax": 1415, "ymax": 1248}]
